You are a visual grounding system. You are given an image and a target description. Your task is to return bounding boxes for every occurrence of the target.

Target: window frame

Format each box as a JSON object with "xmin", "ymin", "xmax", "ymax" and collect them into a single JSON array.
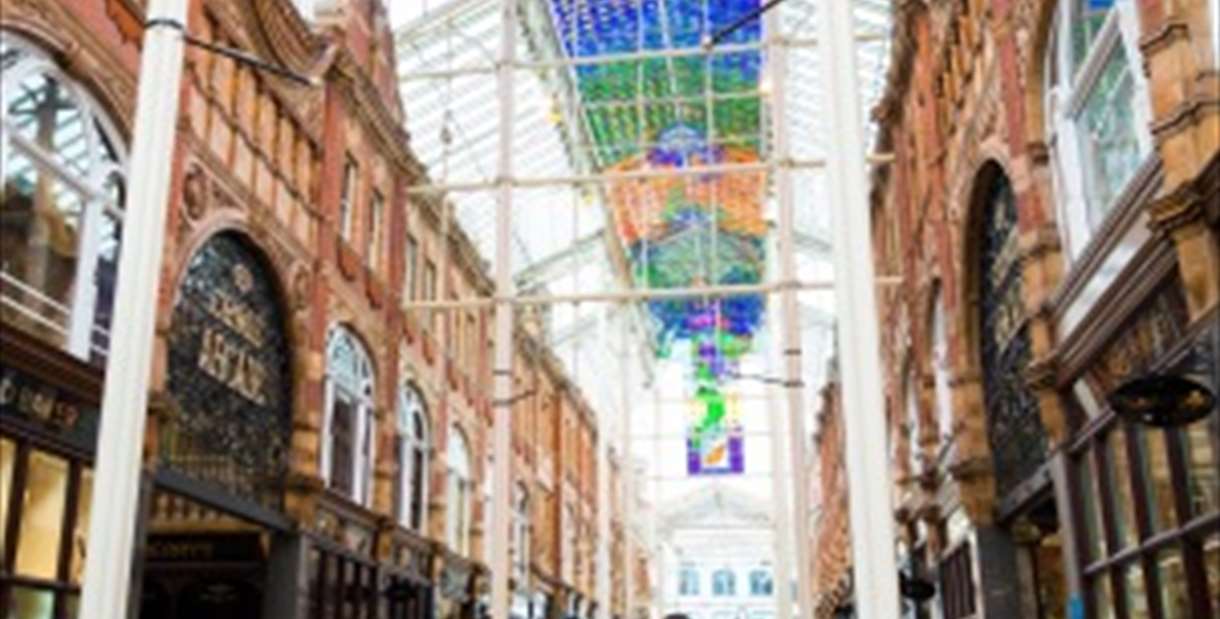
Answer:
[
  {"xmin": 0, "ymin": 32, "xmax": 128, "ymax": 362},
  {"xmin": 396, "ymin": 383, "xmax": 430, "ymax": 532},
  {"xmin": 678, "ymin": 566, "xmax": 700, "ymax": 596},
  {"xmin": 321, "ymin": 326, "xmax": 376, "ymax": 506},
  {"xmin": 711, "ymin": 568, "xmax": 736, "ymax": 597},
  {"xmin": 339, "ymin": 157, "xmax": 358, "ymax": 241},
  {"xmin": 367, "ymin": 189, "xmax": 383, "ymax": 269},
  {"xmin": 445, "ymin": 426, "xmax": 473, "ymax": 555},
  {"xmin": 512, "ymin": 483, "xmax": 530, "ymax": 583},
  {"xmin": 1043, "ymin": 0, "xmax": 1155, "ymax": 261}
]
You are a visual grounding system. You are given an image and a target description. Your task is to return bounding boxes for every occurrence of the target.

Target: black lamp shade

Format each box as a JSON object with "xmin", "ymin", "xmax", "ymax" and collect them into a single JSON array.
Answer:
[{"xmin": 1108, "ymin": 374, "xmax": 1217, "ymax": 427}]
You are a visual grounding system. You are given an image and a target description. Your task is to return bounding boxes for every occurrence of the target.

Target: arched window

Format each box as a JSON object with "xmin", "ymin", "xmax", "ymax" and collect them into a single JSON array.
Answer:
[
  {"xmin": 1043, "ymin": 0, "xmax": 1153, "ymax": 258},
  {"xmin": 512, "ymin": 483, "xmax": 530, "ymax": 583},
  {"xmin": 1, "ymin": 32, "xmax": 126, "ymax": 362},
  {"xmin": 977, "ymin": 171, "xmax": 1046, "ymax": 496},
  {"xmin": 323, "ymin": 327, "xmax": 376, "ymax": 505},
  {"xmin": 445, "ymin": 426, "xmax": 472, "ymax": 554},
  {"xmin": 748, "ymin": 569, "xmax": 773, "ymax": 596},
  {"xmin": 711, "ymin": 569, "xmax": 736, "ymax": 597},
  {"xmin": 678, "ymin": 566, "xmax": 700, "ymax": 596},
  {"xmin": 396, "ymin": 384, "xmax": 429, "ymax": 531},
  {"xmin": 931, "ymin": 293, "xmax": 954, "ymax": 445}
]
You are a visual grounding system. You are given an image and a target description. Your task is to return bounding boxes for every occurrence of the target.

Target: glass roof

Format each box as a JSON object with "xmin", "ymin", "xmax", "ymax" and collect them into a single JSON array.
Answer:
[{"xmin": 395, "ymin": 0, "xmax": 891, "ymax": 501}]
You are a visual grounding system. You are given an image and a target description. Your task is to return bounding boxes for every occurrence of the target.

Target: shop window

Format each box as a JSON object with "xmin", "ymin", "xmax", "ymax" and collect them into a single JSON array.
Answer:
[
  {"xmin": 0, "ymin": 32, "xmax": 127, "ymax": 362},
  {"xmin": 711, "ymin": 569, "xmax": 735, "ymax": 597},
  {"xmin": 323, "ymin": 326, "xmax": 376, "ymax": 505},
  {"xmin": 396, "ymin": 384, "xmax": 429, "ymax": 531},
  {"xmin": 1043, "ymin": 0, "xmax": 1153, "ymax": 259},
  {"xmin": 445, "ymin": 426, "xmax": 472, "ymax": 554},
  {"xmin": 1122, "ymin": 561, "xmax": 1150, "ymax": 618},
  {"xmin": 678, "ymin": 567, "xmax": 699, "ymax": 596},
  {"xmin": 1205, "ymin": 534, "xmax": 1219, "ymax": 617},
  {"xmin": 1104, "ymin": 428, "xmax": 1140, "ymax": 550},
  {"xmin": 1179, "ymin": 423, "xmax": 1219, "ymax": 520},
  {"xmin": 0, "ymin": 442, "xmax": 91, "ymax": 615},
  {"xmin": 748, "ymin": 569, "xmax": 773, "ymax": 596},
  {"xmin": 1092, "ymin": 574, "xmax": 1115, "ymax": 618},
  {"xmin": 1077, "ymin": 453, "xmax": 1109, "ymax": 563},
  {"xmin": 1134, "ymin": 428, "xmax": 1177, "ymax": 533},
  {"xmin": 1155, "ymin": 547, "xmax": 1190, "ymax": 619}
]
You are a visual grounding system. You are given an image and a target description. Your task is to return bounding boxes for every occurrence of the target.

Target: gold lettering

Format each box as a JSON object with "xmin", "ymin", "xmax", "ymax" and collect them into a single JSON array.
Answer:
[{"xmin": 196, "ymin": 327, "xmax": 268, "ymax": 406}]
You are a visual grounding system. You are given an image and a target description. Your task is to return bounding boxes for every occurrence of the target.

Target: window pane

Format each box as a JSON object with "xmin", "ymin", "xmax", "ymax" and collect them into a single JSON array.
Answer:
[
  {"xmin": 1093, "ymin": 574, "xmax": 1115, "ymax": 619},
  {"xmin": 1180, "ymin": 423, "xmax": 1219, "ymax": 520},
  {"xmin": 1106, "ymin": 430, "xmax": 1139, "ymax": 550},
  {"xmin": 1076, "ymin": 42, "xmax": 1142, "ymax": 224},
  {"xmin": 1135, "ymin": 428, "xmax": 1177, "ymax": 533},
  {"xmin": 1078, "ymin": 454, "xmax": 1108, "ymax": 562},
  {"xmin": 1, "ymin": 151, "xmax": 86, "ymax": 344},
  {"xmin": 70, "ymin": 467, "xmax": 93, "ymax": 584},
  {"xmin": 5, "ymin": 72, "xmax": 89, "ymax": 175},
  {"xmin": 1156, "ymin": 547, "xmax": 1190, "ymax": 619},
  {"xmin": 1205, "ymin": 534, "xmax": 1219, "ymax": 619},
  {"xmin": 15, "ymin": 450, "xmax": 68, "ymax": 579},
  {"xmin": 330, "ymin": 397, "xmax": 354, "ymax": 496},
  {"xmin": 8, "ymin": 586, "xmax": 55, "ymax": 619},
  {"xmin": 1070, "ymin": 0, "xmax": 1115, "ymax": 74},
  {"xmin": 1123, "ymin": 561, "xmax": 1150, "ymax": 619},
  {"xmin": 1, "ymin": 438, "xmax": 14, "ymax": 556}
]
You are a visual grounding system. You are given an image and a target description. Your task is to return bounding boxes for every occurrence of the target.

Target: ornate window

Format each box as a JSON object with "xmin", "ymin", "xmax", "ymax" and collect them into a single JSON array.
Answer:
[
  {"xmin": 678, "ymin": 566, "xmax": 700, "ymax": 596},
  {"xmin": 322, "ymin": 327, "xmax": 375, "ymax": 505},
  {"xmin": 512, "ymin": 483, "xmax": 530, "ymax": 584},
  {"xmin": 977, "ymin": 171, "xmax": 1047, "ymax": 496},
  {"xmin": 711, "ymin": 568, "xmax": 735, "ymax": 597},
  {"xmin": 0, "ymin": 31, "xmax": 126, "ymax": 362},
  {"xmin": 445, "ymin": 426, "xmax": 472, "ymax": 554},
  {"xmin": 749, "ymin": 569, "xmax": 773, "ymax": 596},
  {"xmin": 1043, "ymin": 0, "xmax": 1153, "ymax": 258},
  {"xmin": 396, "ymin": 384, "xmax": 429, "ymax": 531}
]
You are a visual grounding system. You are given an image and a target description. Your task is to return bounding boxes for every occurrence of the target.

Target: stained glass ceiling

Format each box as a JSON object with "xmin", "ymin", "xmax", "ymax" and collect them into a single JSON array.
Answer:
[{"xmin": 395, "ymin": 0, "xmax": 891, "ymax": 429}]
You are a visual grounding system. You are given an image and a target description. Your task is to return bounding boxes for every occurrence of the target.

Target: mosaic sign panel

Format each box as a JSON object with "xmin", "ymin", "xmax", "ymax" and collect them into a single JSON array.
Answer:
[
  {"xmin": 686, "ymin": 385, "xmax": 744, "ymax": 475},
  {"xmin": 166, "ymin": 233, "xmax": 292, "ymax": 510}
]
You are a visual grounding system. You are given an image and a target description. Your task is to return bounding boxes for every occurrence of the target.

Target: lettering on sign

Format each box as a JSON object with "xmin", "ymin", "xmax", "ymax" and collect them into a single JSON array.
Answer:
[{"xmin": 0, "ymin": 366, "xmax": 89, "ymax": 435}]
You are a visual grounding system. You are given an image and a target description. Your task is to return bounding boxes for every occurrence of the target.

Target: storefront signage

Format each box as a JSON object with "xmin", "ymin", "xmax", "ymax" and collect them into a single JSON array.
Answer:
[
  {"xmin": 165, "ymin": 233, "xmax": 292, "ymax": 511},
  {"xmin": 0, "ymin": 363, "xmax": 98, "ymax": 448},
  {"xmin": 145, "ymin": 532, "xmax": 264, "ymax": 563}
]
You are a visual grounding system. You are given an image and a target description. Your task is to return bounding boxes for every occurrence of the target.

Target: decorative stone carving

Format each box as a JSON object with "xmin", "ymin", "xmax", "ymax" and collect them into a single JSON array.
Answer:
[{"xmin": 182, "ymin": 164, "xmax": 208, "ymax": 221}]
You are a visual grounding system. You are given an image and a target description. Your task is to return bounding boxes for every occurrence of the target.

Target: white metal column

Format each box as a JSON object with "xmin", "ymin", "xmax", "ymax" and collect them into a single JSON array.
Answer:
[
  {"xmin": 491, "ymin": 0, "xmax": 518, "ymax": 617},
  {"xmin": 767, "ymin": 6, "xmax": 815, "ymax": 618},
  {"xmin": 79, "ymin": 1, "xmax": 188, "ymax": 617},
  {"xmin": 818, "ymin": 0, "xmax": 901, "ymax": 615},
  {"xmin": 595, "ymin": 310, "xmax": 613, "ymax": 618},
  {"xmin": 622, "ymin": 312, "xmax": 636, "ymax": 619}
]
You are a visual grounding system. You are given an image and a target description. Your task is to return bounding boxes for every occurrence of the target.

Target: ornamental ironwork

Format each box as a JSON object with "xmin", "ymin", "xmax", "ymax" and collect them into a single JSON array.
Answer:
[
  {"xmin": 165, "ymin": 233, "xmax": 292, "ymax": 511},
  {"xmin": 977, "ymin": 173, "xmax": 1047, "ymax": 496}
]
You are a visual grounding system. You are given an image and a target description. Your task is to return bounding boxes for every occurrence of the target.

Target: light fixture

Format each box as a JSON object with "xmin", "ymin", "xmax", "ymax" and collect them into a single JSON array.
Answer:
[{"xmin": 1108, "ymin": 374, "xmax": 1216, "ymax": 427}]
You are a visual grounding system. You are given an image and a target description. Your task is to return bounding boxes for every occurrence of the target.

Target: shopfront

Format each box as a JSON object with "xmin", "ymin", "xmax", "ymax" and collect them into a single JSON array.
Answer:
[
  {"xmin": 1061, "ymin": 274, "xmax": 1220, "ymax": 617},
  {"xmin": 0, "ymin": 325, "xmax": 100, "ymax": 617}
]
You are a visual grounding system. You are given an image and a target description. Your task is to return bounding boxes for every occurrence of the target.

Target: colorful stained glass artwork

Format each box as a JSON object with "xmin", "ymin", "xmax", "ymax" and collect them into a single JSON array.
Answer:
[
  {"xmin": 547, "ymin": 1, "xmax": 766, "ymax": 477},
  {"xmin": 686, "ymin": 386, "xmax": 744, "ymax": 475}
]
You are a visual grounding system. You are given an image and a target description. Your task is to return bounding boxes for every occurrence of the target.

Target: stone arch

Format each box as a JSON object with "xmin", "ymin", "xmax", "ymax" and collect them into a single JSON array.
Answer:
[{"xmin": 1020, "ymin": 0, "xmax": 1061, "ymax": 150}]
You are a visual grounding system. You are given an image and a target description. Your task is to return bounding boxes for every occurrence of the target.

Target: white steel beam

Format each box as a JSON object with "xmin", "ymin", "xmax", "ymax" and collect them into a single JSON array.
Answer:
[
  {"xmin": 490, "ymin": 0, "xmax": 517, "ymax": 617},
  {"xmin": 80, "ymin": 1, "xmax": 188, "ymax": 617},
  {"xmin": 819, "ymin": 0, "xmax": 901, "ymax": 615},
  {"xmin": 768, "ymin": 5, "xmax": 816, "ymax": 616},
  {"xmin": 398, "ymin": 276, "xmax": 902, "ymax": 310}
]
